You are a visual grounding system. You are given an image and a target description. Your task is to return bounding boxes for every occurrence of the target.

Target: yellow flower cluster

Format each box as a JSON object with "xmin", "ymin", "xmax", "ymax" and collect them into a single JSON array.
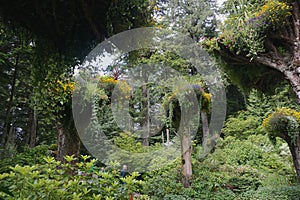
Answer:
[
  {"xmin": 43, "ymin": 78, "xmax": 75, "ymax": 108},
  {"xmin": 116, "ymin": 80, "xmax": 132, "ymax": 99},
  {"xmin": 202, "ymin": 92, "xmax": 211, "ymax": 103},
  {"xmin": 98, "ymin": 76, "xmax": 131, "ymax": 100},
  {"xmin": 57, "ymin": 80, "xmax": 75, "ymax": 95},
  {"xmin": 202, "ymin": 91, "xmax": 211, "ymax": 110},
  {"xmin": 256, "ymin": 0, "xmax": 292, "ymax": 24},
  {"xmin": 262, "ymin": 107, "xmax": 300, "ymax": 128},
  {"xmin": 99, "ymin": 76, "xmax": 118, "ymax": 84}
]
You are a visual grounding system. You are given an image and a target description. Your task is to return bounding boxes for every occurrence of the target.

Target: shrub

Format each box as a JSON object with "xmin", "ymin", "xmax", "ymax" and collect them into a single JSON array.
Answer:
[
  {"xmin": 0, "ymin": 156, "xmax": 149, "ymax": 200},
  {"xmin": 222, "ymin": 115, "xmax": 265, "ymax": 139},
  {"xmin": 0, "ymin": 145, "xmax": 49, "ymax": 174},
  {"xmin": 238, "ymin": 185, "xmax": 300, "ymax": 200}
]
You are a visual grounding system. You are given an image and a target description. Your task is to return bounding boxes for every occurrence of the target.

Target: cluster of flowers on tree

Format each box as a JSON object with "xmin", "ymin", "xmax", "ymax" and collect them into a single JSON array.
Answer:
[{"xmin": 203, "ymin": 0, "xmax": 292, "ymax": 57}]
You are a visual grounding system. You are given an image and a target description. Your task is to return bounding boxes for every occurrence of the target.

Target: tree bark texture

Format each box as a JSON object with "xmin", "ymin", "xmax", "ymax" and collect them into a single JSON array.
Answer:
[
  {"xmin": 56, "ymin": 122, "xmax": 81, "ymax": 163},
  {"xmin": 181, "ymin": 127, "xmax": 192, "ymax": 188},
  {"xmin": 29, "ymin": 108, "xmax": 37, "ymax": 148},
  {"xmin": 56, "ymin": 104, "xmax": 81, "ymax": 163}
]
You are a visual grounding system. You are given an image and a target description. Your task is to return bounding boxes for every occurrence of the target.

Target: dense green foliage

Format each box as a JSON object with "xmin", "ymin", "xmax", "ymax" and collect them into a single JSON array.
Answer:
[
  {"xmin": 0, "ymin": 155, "xmax": 149, "ymax": 200},
  {"xmin": 1, "ymin": 83, "xmax": 300, "ymax": 198},
  {"xmin": 143, "ymin": 133, "xmax": 297, "ymax": 199},
  {"xmin": 223, "ymin": 84, "xmax": 299, "ymax": 139},
  {"xmin": 1, "ymin": 0, "xmax": 300, "ymax": 199},
  {"xmin": 0, "ymin": 145, "xmax": 49, "ymax": 174},
  {"xmin": 1, "ymin": 133, "xmax": 299, "ymax": 199}
]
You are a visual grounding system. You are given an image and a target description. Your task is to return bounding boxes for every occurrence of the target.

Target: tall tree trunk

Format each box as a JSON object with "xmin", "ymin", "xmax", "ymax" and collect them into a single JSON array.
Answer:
[
  {"xmin": 25, "ymin": 109, "xmax": 35, "ymax": 146},
  {"xmin": 141, "ymin": 84, "xmax": 149, "ymax": 146},
  {"xmin": 5, "ymin": 126, "xmax": 16, "ymax": 157},
  {"xmin": 7, "ymin": 126, "xmax": 15, "ymax": 146},
  {"xmin": 181, "ymin": 127, "xmax": 192, "ymax": 188},
  {"xmin": 289, "ymin": 137, "xmax": 300, "ymax": 183},
  {"xmin": 1, "ymin": 57, "xmax": 18, "ymax": 157},
  {"xmin": 24, "ymin": 109, "xmax": 32, "ymax": 145},
  {"xmin": 29, "ymin": 108, "xmax": 37, "ymax": 148}
]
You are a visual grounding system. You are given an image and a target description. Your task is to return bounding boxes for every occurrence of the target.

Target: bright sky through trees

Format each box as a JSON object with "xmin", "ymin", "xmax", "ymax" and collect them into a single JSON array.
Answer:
[{"xmin": 217, "ymin": 0, "xmax": 226, "ymax": 7}]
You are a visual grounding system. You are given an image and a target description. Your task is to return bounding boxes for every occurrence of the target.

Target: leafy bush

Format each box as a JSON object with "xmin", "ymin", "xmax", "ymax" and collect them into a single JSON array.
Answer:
[
  {"xmin": 163, "ymin": 194, "xmax": 187, "ymax": 200},
  {"xmin": 143, "ymin": 132, "xmax": 296, "ymax": 199},
  {"xmin": 222, "ymin": 115, "xmax": 265, "ymax": 139},
  {"xmin": 0, "ymin": 145, "xmax": 49, "ymax": 174},
  {"xmin": 238, "ymin": 186, "xmax": 300, "ymax": 200},
  {"xmin": 108, "ymin": 132, "xmax": 179, "ymax": 172},
  {"xmin": 0, "ymin": 155, "xmax": 149, "ymax": 200}
]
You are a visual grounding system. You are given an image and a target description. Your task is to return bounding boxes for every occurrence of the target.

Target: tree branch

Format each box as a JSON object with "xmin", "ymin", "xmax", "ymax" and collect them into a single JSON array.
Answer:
[{"xmin": 216, "ymin": 44, "xmax": 251, "ymax": 64}]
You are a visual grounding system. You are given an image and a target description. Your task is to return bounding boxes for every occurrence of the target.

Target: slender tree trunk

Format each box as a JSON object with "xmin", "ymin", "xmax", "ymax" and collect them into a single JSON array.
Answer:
[
  {"xmin": 273, "ymin": 93, "xmax": 300, "ymax": 184},
  {"xmin": 141, "ymin": 84, "xmax": 149, "ymax": 146},
  {"xmin": 166, "ymin": 128, "xmax": 170, "ymax": 145},
  {"xmin": 24, "ymin": 109, "xmax": 32, "ymax": 145},
  {"xmin": 5, "ymin": 126, "xmax": 16, "ymax": 157},
  {"xmin": 29, "ymin": 108, "xmax": 37, "ymax": 148},
  {"xmin": 289, "ymin": 137, "xmax": 300, "ymax": 183},
  {"xmin": 181, "ymin": 127, "xmax": 192, "ymax": 188},
  {"xmin": 25, "ymin": 109, "xmax": 36, "ymax": 147},
  {"xmin": 7, "ymin": 126, "xmax": 15, "ymax": 146},
  {"xmin": 201, "ymin": 110, "xmax": 209, "ymax": 148}
]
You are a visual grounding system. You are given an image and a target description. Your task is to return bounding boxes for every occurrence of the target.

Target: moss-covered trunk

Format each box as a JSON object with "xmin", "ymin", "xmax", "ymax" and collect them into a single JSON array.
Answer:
[{"xmin": 56, "ymin": 105, "xmax": 81, "ymax": 163}]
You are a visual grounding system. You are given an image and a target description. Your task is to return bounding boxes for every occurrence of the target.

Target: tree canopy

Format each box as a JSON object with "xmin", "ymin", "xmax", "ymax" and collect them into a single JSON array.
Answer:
[{"xmin": 0, "ymin": 0, "xmax": 153, "ymax": 59}]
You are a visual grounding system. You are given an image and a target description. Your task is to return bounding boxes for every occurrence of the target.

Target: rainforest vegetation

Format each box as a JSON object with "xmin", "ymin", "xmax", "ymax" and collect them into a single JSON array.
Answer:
[{"xmin": 1, "ymin": 0, "xmax": 300, "ymax": 199}]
